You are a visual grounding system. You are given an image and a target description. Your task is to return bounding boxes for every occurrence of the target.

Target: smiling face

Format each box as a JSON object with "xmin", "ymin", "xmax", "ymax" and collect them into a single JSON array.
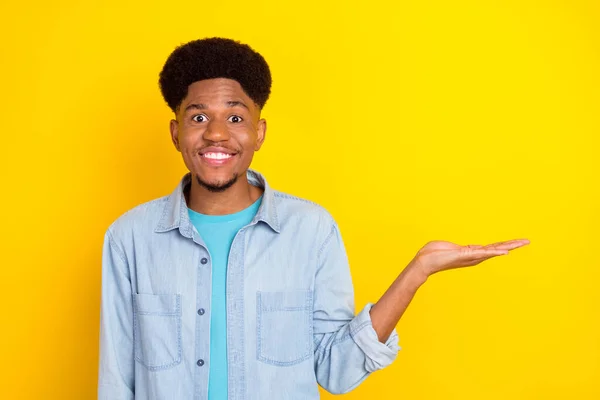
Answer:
[{"xmin": 170, "ymin": 78, "xmax": 266, "ymax": 192}]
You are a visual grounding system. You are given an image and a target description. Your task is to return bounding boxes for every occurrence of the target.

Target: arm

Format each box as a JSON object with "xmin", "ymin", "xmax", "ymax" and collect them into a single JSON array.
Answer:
[
  {"xmin": 369, "ymin": 239, "xmax": 530, "ymax": 342},
  {"xmin": 369, "ymin": 261, "xmax": 427, "ymax": 343},
  {"xmin": 97, "ymin": 229, "xmax": 135, "ymax": 400},
  {"xmin": 313, "ymin": 222, "xmax": 400, "ymax": 394},
  {"xmin": 313, "ymin": 222, "xmax": 530, "ymax": 393}
]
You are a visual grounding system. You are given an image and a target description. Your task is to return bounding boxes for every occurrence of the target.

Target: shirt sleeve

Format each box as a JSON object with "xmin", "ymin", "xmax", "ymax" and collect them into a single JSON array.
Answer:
[
  {"xmin": 313, "ymin": 221, "xmax": 401, "ymax": 394},
  {"xmin": 98, "ymin": 229, "xmax": 135, "ymax": 400}
]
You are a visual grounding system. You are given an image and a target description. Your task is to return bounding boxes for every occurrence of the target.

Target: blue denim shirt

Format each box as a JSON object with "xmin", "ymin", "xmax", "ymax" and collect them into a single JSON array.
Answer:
[{"xmin": 98, "ymin": 169, "xmax": 401, "ymax": 400}]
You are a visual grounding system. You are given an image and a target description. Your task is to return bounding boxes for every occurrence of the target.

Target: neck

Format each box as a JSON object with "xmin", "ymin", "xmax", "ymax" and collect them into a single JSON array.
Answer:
[{"xmin": 185, "ymin": 173, "xmax": 263, "ymax": 215}]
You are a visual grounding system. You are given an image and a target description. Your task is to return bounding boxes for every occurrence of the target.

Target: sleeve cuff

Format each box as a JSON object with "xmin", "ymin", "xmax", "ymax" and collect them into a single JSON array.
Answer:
[{"xmin": 348, "ymin": 302, "xmax": 401, "ymax": 372}]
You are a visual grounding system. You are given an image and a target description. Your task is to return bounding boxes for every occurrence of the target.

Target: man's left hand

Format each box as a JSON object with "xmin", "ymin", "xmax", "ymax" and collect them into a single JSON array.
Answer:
[{"xmin": 410, "ymin": 239, "xmax": 531, "ymax": 278}]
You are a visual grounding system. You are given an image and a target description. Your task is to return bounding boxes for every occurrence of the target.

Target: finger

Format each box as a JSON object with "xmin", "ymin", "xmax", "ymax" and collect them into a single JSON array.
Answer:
[
  {"xmin": 464, "ymin": 248, "xmax": 509, "ymax": 259},
  {"xmin": 485, "ymin": 239, "xmax": 527, "ymax": 247},
  {"xmin": 486, "ymin": 243, "xmax": 526, "ymax": 251},
  {"xmin": 484, "ymin": 239, "xmax": 530, "ymax": 250},
  {"xmin": 462, "ymin": 252, "xmax": 504, "ymax": 266}
]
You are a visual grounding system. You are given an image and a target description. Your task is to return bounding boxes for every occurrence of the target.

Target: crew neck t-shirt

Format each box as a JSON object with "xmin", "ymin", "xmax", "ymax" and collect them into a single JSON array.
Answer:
[{"xmin": 187, "ymin": 195, "xmax": 262, "ymax": 400}]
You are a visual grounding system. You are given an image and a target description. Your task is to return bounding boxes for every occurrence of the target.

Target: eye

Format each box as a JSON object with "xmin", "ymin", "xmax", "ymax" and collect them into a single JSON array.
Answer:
[
  {"xmin": 192, "ymin": 114, "xmax": 208, "ymax": 123},
  {"xmin": 228, "ymin": 115, "xmax": 243, "ymax": 123}
]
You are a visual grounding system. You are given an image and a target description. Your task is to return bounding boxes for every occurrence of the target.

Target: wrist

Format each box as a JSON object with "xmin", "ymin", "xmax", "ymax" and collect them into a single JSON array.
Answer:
[{"xmin": 406, "ymin": 257, "xmax": 430, "ymax": 286}]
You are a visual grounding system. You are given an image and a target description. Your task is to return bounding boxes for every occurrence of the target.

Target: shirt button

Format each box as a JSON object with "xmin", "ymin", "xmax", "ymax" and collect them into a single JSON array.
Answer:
[
  {"xmin": 201, "ymin": 258, "xmax": 208, "ymax": 264},
  {"xmin": 197, "ymin": 308, "xmax": 205, "ymax": 315},
  {"xmin": 197, "ymin": 359, "xmax": 205, "ymax": 367}
]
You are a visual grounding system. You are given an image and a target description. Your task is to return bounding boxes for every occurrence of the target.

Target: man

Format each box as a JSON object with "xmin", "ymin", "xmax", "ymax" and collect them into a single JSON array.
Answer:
[{"xmin": 98, "ymin": 37, "xmax": 529, "ymax": 400}]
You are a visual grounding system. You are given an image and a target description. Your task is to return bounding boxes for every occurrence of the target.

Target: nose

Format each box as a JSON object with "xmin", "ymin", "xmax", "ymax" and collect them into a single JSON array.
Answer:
[{"xmin": 203, "ymin": 119, "xmax": 230, "ymax": 142}]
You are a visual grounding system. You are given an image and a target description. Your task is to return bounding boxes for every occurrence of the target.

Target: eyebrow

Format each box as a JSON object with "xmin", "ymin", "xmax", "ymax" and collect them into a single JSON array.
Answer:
[{"xmin": 184, "ymin": 101, "xmax": 249, "ymax": 112}]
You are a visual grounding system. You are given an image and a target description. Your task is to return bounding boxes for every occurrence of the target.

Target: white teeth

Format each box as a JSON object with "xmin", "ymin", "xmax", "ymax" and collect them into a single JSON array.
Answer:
[{"xmin": 203, "ymin": 152, "xmax": 232, "ymax": 160}]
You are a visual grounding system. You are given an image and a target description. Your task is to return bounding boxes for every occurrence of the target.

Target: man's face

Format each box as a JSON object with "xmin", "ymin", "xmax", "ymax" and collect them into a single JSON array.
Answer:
[{"xmin": 170, "ymin": 78, "xmax": 266, "ymax": 192}]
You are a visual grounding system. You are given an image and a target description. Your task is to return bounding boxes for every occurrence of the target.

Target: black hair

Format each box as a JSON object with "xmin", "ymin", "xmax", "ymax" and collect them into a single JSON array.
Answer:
[{"xmin": 158, "ymin": 37, "xmax": 272, "ymax": 113}]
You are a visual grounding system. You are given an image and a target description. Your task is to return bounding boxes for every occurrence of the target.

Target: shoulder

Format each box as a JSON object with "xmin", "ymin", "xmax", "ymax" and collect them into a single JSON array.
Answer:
[
  {"xmin": 105, "ymin": 195, "xmax": 169, "ymax": 241},
  {"xmin": 274, "ymin": 189, "xmax": 334, "ymax": 217},
  {"xmin": 271, "ymin": 189, "xmax": 338, "ymax": 237}
]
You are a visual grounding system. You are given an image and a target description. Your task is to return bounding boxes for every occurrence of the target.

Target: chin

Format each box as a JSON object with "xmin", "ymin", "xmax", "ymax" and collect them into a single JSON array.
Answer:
[{"xmin": 195, "ymin": 171, "xmax": 239, "ymax": 192}]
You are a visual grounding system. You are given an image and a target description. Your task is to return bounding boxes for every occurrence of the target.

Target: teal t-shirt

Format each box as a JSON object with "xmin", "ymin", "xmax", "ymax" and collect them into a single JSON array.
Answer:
[{"xmin": 188, "ymin": 196, "xmax": 262, "ymax": 400}]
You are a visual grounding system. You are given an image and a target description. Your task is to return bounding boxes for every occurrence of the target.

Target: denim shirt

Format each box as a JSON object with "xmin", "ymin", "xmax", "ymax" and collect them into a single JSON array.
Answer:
[{"xmin": 98, "ymin": 169, "xmax": 401, "ymax": 400}]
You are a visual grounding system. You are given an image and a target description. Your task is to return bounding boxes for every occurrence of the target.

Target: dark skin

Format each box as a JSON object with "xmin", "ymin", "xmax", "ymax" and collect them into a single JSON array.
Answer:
[
  {"xmin": 168, "ymin": 77, "xmax": 531, "ymax": 343},
  {"xmin": 169, "ymin": 78, "xmax": 267, "ymax": 215}
]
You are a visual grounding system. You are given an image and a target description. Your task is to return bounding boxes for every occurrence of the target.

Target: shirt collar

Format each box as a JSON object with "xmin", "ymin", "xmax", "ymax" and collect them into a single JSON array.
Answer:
[{"xmin": 154, "ymin": 169, "xmax": 281, "ymax": 236}]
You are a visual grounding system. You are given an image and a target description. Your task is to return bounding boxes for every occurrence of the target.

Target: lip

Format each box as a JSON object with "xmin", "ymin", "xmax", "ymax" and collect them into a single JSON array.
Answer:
[
  {"xmin": 199, "ymin": 152, "xmax": 237, "ymax": 167},
  {"xmin": 199, "ymin": 146, "xmax": 237, "ymax": 155}
]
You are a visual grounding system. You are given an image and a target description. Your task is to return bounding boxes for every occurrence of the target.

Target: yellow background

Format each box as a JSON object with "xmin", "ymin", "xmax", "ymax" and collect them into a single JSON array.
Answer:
[{"xmin": 1, "ymin": 0, "xmax": 598, "ymax": 398}]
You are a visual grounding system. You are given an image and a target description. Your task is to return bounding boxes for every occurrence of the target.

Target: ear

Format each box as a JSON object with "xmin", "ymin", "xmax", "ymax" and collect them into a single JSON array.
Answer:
[
  {"xmin": 169, "ymin": 118, "xmax": 180, "ymax": 151},
  {"xmin": 255, "ymin": 118, "xmax": 267, "ymax": 151}
]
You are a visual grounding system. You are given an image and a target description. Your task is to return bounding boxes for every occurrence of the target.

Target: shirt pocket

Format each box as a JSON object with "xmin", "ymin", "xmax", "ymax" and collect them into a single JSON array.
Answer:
[
  {"xmin": 256, "ymin": 290, "xmax": 314, "ymax": 366},
  {"xmin": 133, "ymin": 293, "xmax": 182, "ymax": 371}
]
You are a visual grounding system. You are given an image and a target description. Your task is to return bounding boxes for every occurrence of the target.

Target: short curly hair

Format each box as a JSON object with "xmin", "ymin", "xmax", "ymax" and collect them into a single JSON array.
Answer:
[{"xmin": 158, "ymin": 37, "xmax": 272, "ymax": 113}]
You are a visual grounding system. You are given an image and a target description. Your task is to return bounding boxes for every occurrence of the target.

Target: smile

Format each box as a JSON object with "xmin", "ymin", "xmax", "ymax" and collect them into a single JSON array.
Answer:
[
  {"xmin": 202, "ymin": 152, "xmax": 233, "ymax": 160},
  {"xmin": 199, "ymin": 152, "xmax": 237, "ymax": 166}
]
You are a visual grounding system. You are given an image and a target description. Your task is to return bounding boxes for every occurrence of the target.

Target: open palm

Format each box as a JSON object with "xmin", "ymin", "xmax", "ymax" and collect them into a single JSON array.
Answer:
[{"xmin": 412, "ymin": 239, "xmax": 530, "ymax": 277}]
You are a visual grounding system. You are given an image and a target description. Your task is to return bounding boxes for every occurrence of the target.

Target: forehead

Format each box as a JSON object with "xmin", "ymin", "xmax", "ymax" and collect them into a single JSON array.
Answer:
[{"xmin": 184, "ymin": 78, "xmax": 251, "ymax": 104}]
